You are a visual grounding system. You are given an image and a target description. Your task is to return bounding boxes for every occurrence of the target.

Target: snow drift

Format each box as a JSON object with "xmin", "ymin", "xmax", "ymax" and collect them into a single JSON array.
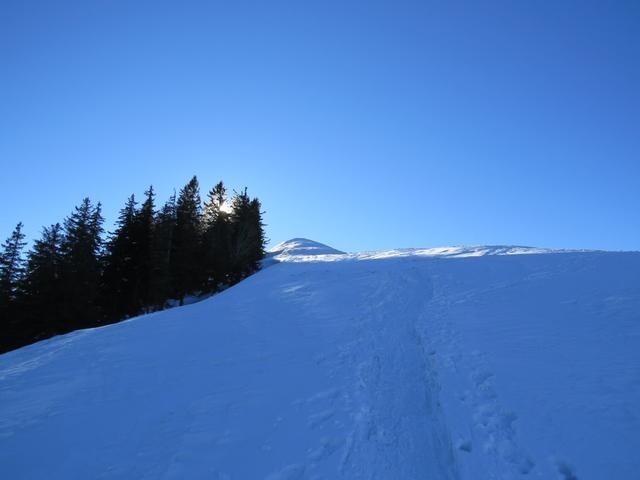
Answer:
[{"xmin": 1, "ymin": 238, "xmax": 639, "ymax": 479}]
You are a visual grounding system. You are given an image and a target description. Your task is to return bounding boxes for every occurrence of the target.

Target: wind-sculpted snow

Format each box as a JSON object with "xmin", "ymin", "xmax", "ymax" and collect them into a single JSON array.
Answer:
[
  {"xmin": 269, "ymin": 240, "xmax": 587, "ymax": 264},
  {"xmin": 1, "ymin": 241, "xmax": 639, "ymax": 479}
]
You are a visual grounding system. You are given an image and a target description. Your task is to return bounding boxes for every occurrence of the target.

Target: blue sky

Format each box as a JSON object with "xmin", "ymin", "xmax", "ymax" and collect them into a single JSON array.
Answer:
[{"xmin": 1, "ymin": 0, "xmax": 638, "ymax": 252}]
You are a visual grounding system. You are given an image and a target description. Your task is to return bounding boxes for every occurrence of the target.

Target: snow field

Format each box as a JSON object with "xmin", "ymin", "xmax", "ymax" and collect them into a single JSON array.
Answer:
[{"xmin": 1, "ymin": 239, "xmax": 639, "ymax": 479}]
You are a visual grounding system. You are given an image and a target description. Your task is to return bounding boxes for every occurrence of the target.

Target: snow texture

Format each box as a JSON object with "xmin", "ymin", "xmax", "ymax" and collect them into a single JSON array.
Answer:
[{"xmin": 1, "ymin": 238, "xmax": 639, "ymax": 479}]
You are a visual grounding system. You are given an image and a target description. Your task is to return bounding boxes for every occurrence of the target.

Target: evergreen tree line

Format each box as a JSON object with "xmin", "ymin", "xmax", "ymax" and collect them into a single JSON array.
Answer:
[{"xmin": 0, "ymin": 176, "xmax": 266, "ymax": 353}]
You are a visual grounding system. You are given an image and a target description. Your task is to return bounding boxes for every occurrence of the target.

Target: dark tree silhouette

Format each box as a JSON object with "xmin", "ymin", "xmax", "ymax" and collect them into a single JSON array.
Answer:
[
  {"xmin": 134, "ymin": 186, "xmax": 155, "ymax": 311},
  {"xmin": 60, "ymin": 198, "xmax": 104, "ymax": 329},
  {"xmin": 170, "ymin": 176, "xmax": 203, "ymax": 304},
  {"xmin": 202, "ymin": 181, "xmax": 231, "ymax": 292},
  {"xmin": 20, "ymin": 223, "xmax": 64, "ymax": 341},
  {"xmin": 149, "ymin": 192, "xmax": 176, "ymax": 310},
  {"xmin": 101, "ymin": 195, "xmax": 140, "ymax": 321},
  {"xmin": 228, "ymin": 189, "xmax": 266, "ymax": 283},
  {"xmin": 2, "ymin": 176, "xmax": 267, "ymax": 354},
  {"xmin": 0, "ymin": 223, "xmax": 26, "ymax": 351}
]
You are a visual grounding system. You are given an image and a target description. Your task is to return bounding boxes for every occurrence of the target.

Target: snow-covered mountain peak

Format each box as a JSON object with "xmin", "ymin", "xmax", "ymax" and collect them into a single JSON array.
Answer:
[{"xmin": 269, "ymin": 238, "xmax": 345, "ymax": 257}]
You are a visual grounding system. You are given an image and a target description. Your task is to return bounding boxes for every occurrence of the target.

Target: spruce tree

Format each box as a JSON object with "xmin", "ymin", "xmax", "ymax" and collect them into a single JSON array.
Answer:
[
  {"xmin": 21, "ymin": 223, "xmax": 64, "ymax": 341},
  {"xmin": 228, "ymin": 189, "xmax": 266, "ymax": 283},
  {"xmin": 202, "ymin": 181, "xmax": 231, "ymax": 292},
  {"xmin": 134, "ymin": 186, "xmax": 155, "ymax": 312},
  {"xmin": 0, "ymin": 222, "xmax": 26, "ymax": 306},
  {"xmin": 61, "ymin": 198, "xmax": 104, "ymax": 329},
  {"xmin": 203, "ymin": 181, "xmax": 227, "ymax": 225},
  {"xmin": 101, "ymin": 195, "xmax": 139, "ymax": 321},
  {"xmin": 0, "ymin": 223, "xmax": 27, "ymax": 351},
  {"xmin": 150, "ymin": 192, "xmax": 176, "ymax": 309},
  {"xmin": 170, "ymin": 176, "xmax": 203, "ymax": 304}
]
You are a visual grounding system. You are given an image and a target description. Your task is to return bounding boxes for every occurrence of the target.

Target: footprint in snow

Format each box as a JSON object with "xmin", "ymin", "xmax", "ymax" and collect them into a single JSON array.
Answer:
[
  {"xmin": 455, "ymin": 438, "xmax": 473, "ymax": 452},
  {"xmin": 307, "ymin": 437, "xmax": 342, "ymax": 461},
  {"xmin": 307, "ymin": 409, "xmax": 335, "ymax": 429},
  {"xmin": 556, "ymin": 460, "xmax": 578, "ymax": 480}
]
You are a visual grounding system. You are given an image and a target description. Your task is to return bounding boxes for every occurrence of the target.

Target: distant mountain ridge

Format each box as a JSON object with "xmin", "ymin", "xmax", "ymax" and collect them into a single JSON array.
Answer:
[{"xmin": 268, "ymin": 238, "xmax": 591, "ymax": 263}]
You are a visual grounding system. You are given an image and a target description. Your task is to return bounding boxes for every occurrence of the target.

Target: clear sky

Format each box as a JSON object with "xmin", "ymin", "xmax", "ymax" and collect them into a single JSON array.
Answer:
[{"xmin": 1, "ymin": 0, "xmax": 638, "ymax": 252}]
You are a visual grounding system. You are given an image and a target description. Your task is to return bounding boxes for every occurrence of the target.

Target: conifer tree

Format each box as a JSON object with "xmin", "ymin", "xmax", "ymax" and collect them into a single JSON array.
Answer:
[
  {"xmin": 61, "ymin": 198, "xmax": 104, "ymax": 329},
  {"xmin": 0, "ymin": 222, "xmax": 26, "ymax": 306},
  {"xmin": 134, "ymin": 186, "xmax": 155, "ymax": 311},
  {"xmin": 0, "ymin": 223, "xmax": 26, "ymax": 351},
  {"xmin": 203, "ymin": 182, "xmax": 227, "ymax": 225},
  {"xmin": 202, "ymin": 181, "xmax": 231, "ymax": 291},
  {"xmin": 21, "ymin": 223, "xmax": 64, "ymax": 340},
  {"xmin": 228, "ymin": 189, "xmax": 266, "ymax": 282},
  {"xmin": 150, "ymin": 192, "xmax": 176, "ymax": 309},
  {"xmin": 101, "ymin": 195, "xmax": 139, "ymax": 321},
  {"xmin": 170, "ymin": 176, "xmax": 203, "ymax": 304}
]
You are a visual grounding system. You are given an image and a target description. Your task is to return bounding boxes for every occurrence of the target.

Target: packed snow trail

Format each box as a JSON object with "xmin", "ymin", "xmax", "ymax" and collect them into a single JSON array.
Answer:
[{"xmin": 1, "ymin": 239, "xmax": 640, "ymax": 479}]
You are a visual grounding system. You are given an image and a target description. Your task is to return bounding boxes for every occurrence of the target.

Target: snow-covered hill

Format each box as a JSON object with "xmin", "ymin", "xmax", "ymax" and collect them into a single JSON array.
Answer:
[{"xmin": 1, "ymin": 239, "xmax": 639, "ymax": 479}]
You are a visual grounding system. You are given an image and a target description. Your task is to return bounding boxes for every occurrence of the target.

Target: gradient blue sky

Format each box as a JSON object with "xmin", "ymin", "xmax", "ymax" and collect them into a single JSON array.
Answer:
[{"xmin": 1, "ymin": 0, "xmax": 638, "ymax": 252}]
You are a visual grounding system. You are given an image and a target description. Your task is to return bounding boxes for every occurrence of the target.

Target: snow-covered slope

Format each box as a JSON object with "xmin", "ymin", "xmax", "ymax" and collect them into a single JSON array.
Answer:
[{"xmin": 2, "ymin": 239, "xmax": 639, "ymax": 479}]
